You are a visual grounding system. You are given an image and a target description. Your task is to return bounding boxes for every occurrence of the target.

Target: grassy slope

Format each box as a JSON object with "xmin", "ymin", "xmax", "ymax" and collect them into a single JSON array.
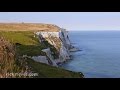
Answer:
[
  {"xmin": 0, "ymin": 23, "xmax": 84, "ymax": 78},
  {"xmin": 0, "ymin": 31, "xmax": 46, "ymax": 56},
  {"xmin": 26, "ymin": 58, "xmax": 84, "ymax": 78},
  {"xmin": 0, "ymin": 37, "xmax": 29, "ymax": 78}
]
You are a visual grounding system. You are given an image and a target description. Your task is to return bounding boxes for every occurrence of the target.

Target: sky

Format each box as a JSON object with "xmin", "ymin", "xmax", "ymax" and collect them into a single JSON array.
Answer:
[{"xmin": 0, "ymin": 12, "xmax": 120, "ymax": 31}]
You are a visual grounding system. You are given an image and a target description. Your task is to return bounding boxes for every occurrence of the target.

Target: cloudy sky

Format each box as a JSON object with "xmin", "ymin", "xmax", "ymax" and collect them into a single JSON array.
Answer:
[{"xmin": 0, "ymin": 12, "xmax": 120, "ymax": 31}]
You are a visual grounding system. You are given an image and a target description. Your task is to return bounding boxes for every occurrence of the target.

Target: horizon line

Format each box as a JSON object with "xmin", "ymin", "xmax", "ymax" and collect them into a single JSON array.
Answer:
[{"xmin": 68, "ymin": 30, "xmax": 120, "ymax": 31}]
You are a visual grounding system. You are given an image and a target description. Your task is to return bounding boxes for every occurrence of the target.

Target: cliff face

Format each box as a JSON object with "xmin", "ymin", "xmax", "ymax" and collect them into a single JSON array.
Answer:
[{"xmin": 35, "ymin": 27, "xmax": 75, "ymax": 66}]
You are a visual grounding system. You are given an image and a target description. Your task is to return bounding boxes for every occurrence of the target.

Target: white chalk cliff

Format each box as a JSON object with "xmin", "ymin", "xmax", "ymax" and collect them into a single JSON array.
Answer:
[{"xmin": 33, "ymin": 27, "xmax": 78, "ymax": 66}]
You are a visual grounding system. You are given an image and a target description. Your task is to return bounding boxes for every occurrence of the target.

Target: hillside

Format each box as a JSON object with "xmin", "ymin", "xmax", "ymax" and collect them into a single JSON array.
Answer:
[{"xmin": 0, "ymin": 23, "xmax": 84, "ymax": 78}]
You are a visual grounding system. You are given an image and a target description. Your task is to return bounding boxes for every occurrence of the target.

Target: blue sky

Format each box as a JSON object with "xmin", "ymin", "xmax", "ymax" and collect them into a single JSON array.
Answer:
[{"xmin": 0, "ymin": 12, "xmax": 120, "ymax": 31}]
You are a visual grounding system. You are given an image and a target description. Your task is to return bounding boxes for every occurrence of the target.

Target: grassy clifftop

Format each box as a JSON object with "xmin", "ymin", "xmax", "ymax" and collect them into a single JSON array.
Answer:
[{"xmin": 0, "ymin": 23, "xmax": 60, "ymax": 32}]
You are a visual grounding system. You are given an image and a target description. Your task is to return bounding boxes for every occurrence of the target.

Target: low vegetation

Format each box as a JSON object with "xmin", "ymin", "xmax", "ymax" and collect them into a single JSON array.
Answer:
[
  {"xmin": 0, "ymin": 37, "xmax": 30, "ymax": 78},
  {"xmin": 26, "ymin": 58, "xmax": 84, "ymax": 78},
  {"xmin": 0, "ymin": 31, "xmax": 45, "ymax": 56}
]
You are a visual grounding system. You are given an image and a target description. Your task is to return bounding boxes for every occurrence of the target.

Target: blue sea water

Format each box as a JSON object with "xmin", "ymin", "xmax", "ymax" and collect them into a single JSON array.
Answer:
[{"xmin": 62, "ymin": 31, "xmax": 120, "ymax": 78}]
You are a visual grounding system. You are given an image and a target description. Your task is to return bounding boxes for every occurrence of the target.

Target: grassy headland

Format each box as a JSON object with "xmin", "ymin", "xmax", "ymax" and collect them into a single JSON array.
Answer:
[{"xmin": 0, "ymin": 23, "xmax": 84, "ymax": 78}]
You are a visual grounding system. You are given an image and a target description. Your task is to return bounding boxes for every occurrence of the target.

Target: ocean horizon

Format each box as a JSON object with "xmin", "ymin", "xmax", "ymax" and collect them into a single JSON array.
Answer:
[{"xmin": 62, "ymin": 30, "xmax": 120, "ymax": 78}]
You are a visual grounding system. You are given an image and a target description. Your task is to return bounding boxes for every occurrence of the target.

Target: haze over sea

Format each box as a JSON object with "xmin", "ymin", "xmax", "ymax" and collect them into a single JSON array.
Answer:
[{"xmin": 62, "ymin": 30, "xmax": 120, "ymax": 78}]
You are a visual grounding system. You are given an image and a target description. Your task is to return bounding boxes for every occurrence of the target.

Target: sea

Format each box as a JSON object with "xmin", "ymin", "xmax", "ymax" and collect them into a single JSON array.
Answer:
[{"xmin": 61, "ymin": 31, "xmax": 120, "ymax": 78}]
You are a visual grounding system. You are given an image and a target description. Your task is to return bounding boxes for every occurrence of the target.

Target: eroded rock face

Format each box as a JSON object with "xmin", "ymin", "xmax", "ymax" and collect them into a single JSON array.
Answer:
[
  {"xmin": 42, "ymin": 48, "xmax": 58, "ymax": 67},
  {"xmin": 42, "ymin": 48, "xmax": 53, "ymax": 60},
  {"xmin": 59, "ymin": 43, "xmax": 71, "ymax": 61},
  {"xmin": 36, "ymin": 27, "xmax": 73, "ymax": 66},
  {"xmin": 32, "ymin": 56, "xmax": 48, "ymax": 64}
]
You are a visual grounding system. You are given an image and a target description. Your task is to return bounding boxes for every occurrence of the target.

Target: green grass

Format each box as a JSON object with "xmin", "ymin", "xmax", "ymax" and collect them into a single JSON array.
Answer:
[
  {"xmin": 26, "ymin": 58, "xmax": 84, "ymax": 78},
  {"xmin": 0, "ymin": 31, "xmax": 47, "ymax": 56},
  {"xmin": 0, "ymin": 31, "xmax": 84, "ymax": 78},
  {"xmin": 0, "ymin": 31, "xmax": 39, "ymax": 45},
  {"xmin": 16, "ymin": 45, "xmax": 46, "ymax": 56}
]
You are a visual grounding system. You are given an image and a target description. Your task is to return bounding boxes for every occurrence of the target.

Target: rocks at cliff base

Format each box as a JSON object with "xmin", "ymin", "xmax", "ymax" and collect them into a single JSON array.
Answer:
[{"xmin": 69, "ymin": 46, "xmax": 81, "ymax": 52}]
